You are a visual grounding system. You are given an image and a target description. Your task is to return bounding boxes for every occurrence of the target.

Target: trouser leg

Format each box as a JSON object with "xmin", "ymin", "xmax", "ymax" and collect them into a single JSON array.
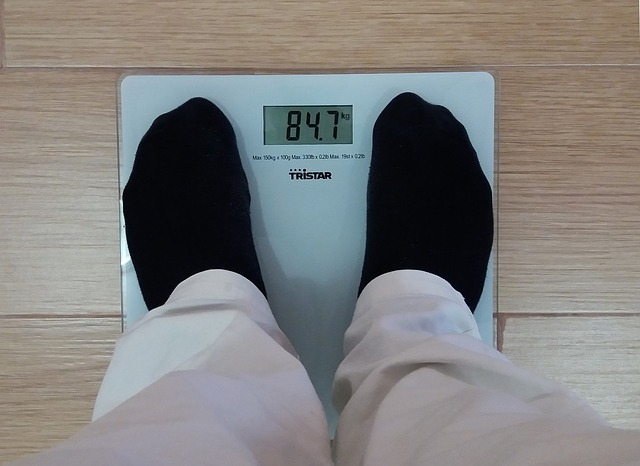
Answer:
[
  {"xmin": 13, "ymin": 270, "xmax": 333, "ymax": 466},
  {"xmin": 333, "ymin": 270, "xmax": 640, "ymax": 466}
]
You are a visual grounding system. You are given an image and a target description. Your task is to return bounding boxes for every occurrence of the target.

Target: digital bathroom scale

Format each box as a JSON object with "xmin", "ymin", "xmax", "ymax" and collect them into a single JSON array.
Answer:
[{"xmin": 118, "ymin": 72, "xmax": 495, "ymax": 431}]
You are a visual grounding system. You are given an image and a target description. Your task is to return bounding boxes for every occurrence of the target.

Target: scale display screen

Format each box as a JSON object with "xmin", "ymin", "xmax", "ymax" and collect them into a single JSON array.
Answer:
[{"xmin": 264, "ymin": 105, "xmax": 353, "ymax": 145}]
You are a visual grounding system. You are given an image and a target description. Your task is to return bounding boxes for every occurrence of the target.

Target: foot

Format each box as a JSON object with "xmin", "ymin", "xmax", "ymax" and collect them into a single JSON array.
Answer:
[
  {"xmin": 123, "ymin": 97, "xmax": 266, "ymax": 310},
  {"xmin": 359, "ymin": 92, "xmax": 493, "ymax": 311}
]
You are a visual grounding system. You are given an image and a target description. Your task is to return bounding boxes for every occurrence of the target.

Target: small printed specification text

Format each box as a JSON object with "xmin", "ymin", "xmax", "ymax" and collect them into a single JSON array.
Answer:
[{"xmin": 253, "ymin": 153, "xmax": 366, "ymax": 162}]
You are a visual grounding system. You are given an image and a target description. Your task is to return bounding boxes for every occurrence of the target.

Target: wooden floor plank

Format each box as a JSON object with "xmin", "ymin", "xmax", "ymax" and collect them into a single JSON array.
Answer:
[
  {"xmin": 498, "ymin": 67, "xmax": 640, "ymax": 314},
  {"xmin": 0, "ymin": 317, "xmax": 120, "ymax": 463},
  {"xmin": 0, "ymin": 70, "xmax": 121, "ymax": 317},
  {"xmin": 501, "ymin": 314, "xmax": 640, "ymax": 429},
  {"xmin": 0, "ymin": 0, "xmax": 6, "ymax": 67},
  {"xmin": 4, "ymin": 0, "xmax": 638, "ymax": 68}
]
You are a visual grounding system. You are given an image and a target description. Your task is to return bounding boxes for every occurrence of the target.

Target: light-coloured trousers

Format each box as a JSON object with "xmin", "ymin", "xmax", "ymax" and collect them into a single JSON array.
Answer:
[{"xmin": 12, "ymin": 270, "xmax": 640, "ymax": 465}]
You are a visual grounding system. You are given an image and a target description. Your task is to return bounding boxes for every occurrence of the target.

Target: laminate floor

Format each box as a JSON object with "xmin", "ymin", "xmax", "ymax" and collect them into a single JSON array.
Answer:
[{"xmin": 1, "ymin": 1, "xmax": 638, "ymax": 462}]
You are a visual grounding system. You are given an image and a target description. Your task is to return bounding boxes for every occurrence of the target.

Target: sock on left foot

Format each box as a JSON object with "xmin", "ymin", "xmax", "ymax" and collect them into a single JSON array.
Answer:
[{"xmin": 123, "ymin": 97, "xmax": 266, "ymax": 310}]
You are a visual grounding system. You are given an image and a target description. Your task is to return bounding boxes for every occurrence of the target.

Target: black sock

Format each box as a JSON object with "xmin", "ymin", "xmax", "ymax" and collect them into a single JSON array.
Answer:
[
  {"xmin": 359, "ymin": 92, "xmax": 493, "ymax": 311},
  {"xmin": 123, "ymin": 97, "xmax": 266, "ymax": 310}
]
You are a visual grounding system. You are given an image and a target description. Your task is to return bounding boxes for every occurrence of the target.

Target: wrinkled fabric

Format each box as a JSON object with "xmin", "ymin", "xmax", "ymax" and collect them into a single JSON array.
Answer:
[{"xmin": 12, "ymin": 269, "xmax": 640, "ymax": 466}]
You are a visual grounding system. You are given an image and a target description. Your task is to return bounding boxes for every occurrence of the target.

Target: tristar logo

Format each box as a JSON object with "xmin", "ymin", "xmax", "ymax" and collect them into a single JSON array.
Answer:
[{"xmin": 289, "ymin": 169, "xmax": 332, "ymax": 180}]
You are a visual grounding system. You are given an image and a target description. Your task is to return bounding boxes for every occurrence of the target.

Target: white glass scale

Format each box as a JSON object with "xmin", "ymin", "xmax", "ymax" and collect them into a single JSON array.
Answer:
[{"xmin": 119, "ymin": 72, "xmax": 495, "ymax": 431}]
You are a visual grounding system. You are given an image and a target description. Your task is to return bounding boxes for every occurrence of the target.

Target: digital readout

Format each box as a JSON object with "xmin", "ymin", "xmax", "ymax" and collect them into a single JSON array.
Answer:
[{"xmin": 264, "ymin": 105, "xmax": 353, "ymax": 145}]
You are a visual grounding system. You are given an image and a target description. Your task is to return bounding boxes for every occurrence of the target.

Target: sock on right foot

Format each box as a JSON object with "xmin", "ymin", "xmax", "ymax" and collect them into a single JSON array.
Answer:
[{"xmin": 359, "ymin": 92, "xmax": 493, "ymax": 311}]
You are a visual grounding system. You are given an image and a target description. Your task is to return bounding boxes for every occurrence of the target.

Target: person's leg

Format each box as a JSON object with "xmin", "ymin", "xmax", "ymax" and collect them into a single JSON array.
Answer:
[
  {"xmin": 333, "ymin": 93, "xmax": 640, "ymax": 466},
  {"xmin": 10, "ymin": 98, "xmax": 332, "ymax": 466},
  {"xmin": 14, "ymin": 271, "xmax": 332, "ymax": 466},
  {"xmin": 334, "ymin": 270, "xmax": 640, "ymax": 466}
]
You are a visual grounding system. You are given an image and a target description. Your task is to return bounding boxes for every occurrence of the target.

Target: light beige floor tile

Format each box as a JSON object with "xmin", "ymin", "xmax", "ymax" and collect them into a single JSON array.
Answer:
[
  {"xmin": 5, "ymin": 0, "xmax": 638, "ymax": 67},
  {"xmin": 0, "ymin": 317, "xmax": 120, "ymax": 463},
  {"xmin": 501, "ymin": 315, "xmax": 640, "ymax": 429},
  {"xmin": 0, "ymin": 70, "xmax": 121, "ymax": 316},
  {"xmin": 498, "ymin": 67, "xmax": 640, "ymax": 313}
]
